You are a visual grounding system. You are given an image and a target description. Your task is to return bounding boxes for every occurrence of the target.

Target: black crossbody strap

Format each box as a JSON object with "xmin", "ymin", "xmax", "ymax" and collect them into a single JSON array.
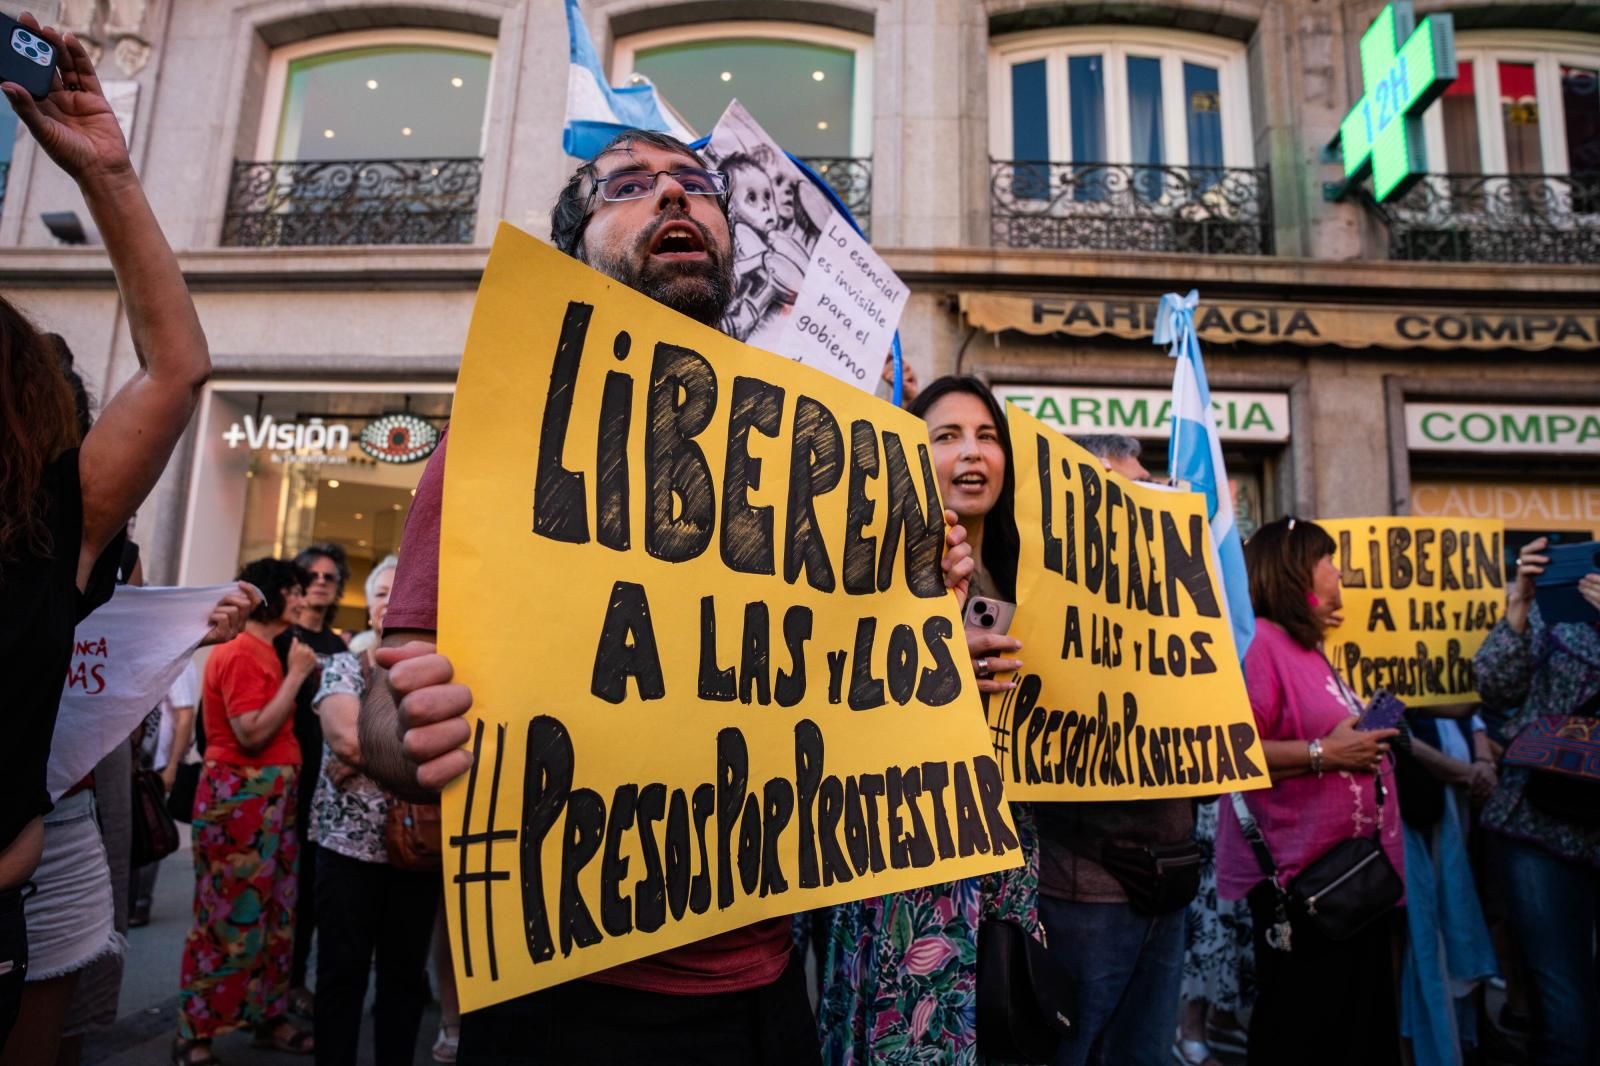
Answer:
[{"xmin": 1229, "ymin": 791, "xmax": 1278, "ymax": 882}]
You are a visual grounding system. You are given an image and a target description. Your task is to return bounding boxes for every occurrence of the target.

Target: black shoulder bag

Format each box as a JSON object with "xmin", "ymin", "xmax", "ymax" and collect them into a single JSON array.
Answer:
[{"xmin": 976, "ymin": 918, "xmax": 1075, "ymax": 1064}]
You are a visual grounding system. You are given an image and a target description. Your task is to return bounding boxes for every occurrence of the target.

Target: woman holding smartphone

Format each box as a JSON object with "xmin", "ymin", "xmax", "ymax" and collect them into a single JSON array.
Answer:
[
  {"xmin": 816, "ymin": 376, "xmax": 1040, "ymax": 1063},
  {"xmin": 1214, "ymin": 517, "xmax": 1405, "ymax": 1066},
  {"xmin": 1472, "ymin": 537, "xmax": 1600, "ymax": 1065},
  {"xmin": 0, "ymin": 15, "xmax": 214, "ymax": 1055}
]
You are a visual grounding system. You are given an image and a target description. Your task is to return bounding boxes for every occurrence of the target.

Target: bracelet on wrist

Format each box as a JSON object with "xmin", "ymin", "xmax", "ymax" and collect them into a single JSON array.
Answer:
[{"xmin": 1308, "ymin": 738, "xmax": 1325, "ymax": 776}]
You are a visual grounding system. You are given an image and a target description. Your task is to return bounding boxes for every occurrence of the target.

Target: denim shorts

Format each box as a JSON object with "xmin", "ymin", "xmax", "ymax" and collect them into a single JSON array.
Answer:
[{"xmin": 24, "ymin": 790, "xmax": 123, "ymax": 981}]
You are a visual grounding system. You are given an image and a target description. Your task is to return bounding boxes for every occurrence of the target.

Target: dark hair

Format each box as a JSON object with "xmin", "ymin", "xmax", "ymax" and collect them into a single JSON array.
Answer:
[
  {"xmin": 549, "ymin": 129, "xmax": 729, "ymax": 257},
  {"xmin": 909, "ymin": 376, "xmax": 1020, "ymax": 601},
  {"xmin": 1244, "ymin": 516, "xmax": 1337, "ymax": 650},
  {"xmin": 239, "ymin": 557, "xmax": 310, "ymax": 623},
  {"xmin": 45, "ymin": 334, "xmax": 94, "ymax": 440},
  {"xmin": 0, "ymin": 297, "xmax": 80, "ymax": 563},
  {"xmin": 295, "ymin": 542, "xmax": 350, "ymax": 594}
]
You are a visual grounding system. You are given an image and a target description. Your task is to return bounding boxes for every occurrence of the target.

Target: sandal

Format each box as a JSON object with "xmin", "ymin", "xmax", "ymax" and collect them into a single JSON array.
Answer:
[
  {"xmin": 287, "ymin": 986, "xmax": 315, "ymax": 1019},
  {"xmin": 1172, "ymin": 1032, "xmax": 1223, "ymax": 1066},
  {"xmin": 171, "ymin": 1037, "xmax": 221, "ymax": 1066},
  {"xmin": 432, "ymin": 1023, "xmax": 461, "ymax": 1063},
  {"xmin": 1205, "ymin": 1018, "xmax": 1249, "ymax": 1055},
  {"xmin": 252, "ymin": 1016, "xmax": 315, "ymax": 1055}
]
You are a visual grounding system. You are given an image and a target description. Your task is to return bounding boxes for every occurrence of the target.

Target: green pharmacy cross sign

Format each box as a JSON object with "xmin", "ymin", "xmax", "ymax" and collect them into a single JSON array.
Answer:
[{"xmin": 1336, "ymin": 2, "xmax": 1456, "ymax": 202}]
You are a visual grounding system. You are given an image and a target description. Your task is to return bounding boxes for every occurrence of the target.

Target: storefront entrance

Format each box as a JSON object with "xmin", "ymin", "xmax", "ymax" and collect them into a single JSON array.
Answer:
[{"xmin": 180, "ymin": 382, "xmax": 451, "ymax": 630}]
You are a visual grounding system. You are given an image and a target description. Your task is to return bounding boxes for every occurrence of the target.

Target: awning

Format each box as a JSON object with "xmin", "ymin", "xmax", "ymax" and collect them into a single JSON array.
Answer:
[{"xmin": 958, "ymin": 292, "xmax": 1600, "ymax": 352}]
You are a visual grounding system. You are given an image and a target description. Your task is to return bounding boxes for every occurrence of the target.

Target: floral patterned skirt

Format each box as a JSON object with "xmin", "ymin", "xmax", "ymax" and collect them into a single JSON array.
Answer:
[
  {"xmin": 177, "ymin": 762, "xmax": 299, "ymax": 1040},
  {"xmin": 817, "ymin": 805, "xmax": 1041, "ymax": 1065},
  {"xmin": 1181, "ymin": 798, "xmax": 1256, "ymax": 1014}
]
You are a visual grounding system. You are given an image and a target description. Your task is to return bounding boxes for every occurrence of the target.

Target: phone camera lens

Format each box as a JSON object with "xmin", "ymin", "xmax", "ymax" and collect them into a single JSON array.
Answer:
[{"xmin": 979, "ymin": 612, "xmax": 995, "ymax": 627}]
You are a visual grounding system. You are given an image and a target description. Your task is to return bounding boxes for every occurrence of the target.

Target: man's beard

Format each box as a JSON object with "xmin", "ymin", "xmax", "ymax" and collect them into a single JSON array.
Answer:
[{"xmin": 585, "ymin": 213, "xmax": 734, "ymax": 328}]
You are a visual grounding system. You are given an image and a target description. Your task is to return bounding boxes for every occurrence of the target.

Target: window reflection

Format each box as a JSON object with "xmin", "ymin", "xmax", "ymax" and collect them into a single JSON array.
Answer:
[
  {"xmin": 277, "ymin": 46, "xmax": 491, "ymax": 161},
  {"xmin": 632, "ymin": 38, "xmax": 856, "ymax": 155}
]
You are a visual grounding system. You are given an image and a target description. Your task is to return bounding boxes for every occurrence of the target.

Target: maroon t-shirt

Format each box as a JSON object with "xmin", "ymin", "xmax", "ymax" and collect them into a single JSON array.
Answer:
[{"xmin": 387, "ymin": 430, "xmax": 793, "ymax": 995}]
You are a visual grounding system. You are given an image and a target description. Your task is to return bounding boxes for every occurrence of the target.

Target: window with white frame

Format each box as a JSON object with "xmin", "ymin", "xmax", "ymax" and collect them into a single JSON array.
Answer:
[
  {"xmin": 1422, "ymin": 36, "xmax": 1600, "ymax": 180},
  {"xmin": 613, "ymin": 24, "xmax": 872, "ymax": 158},
  {"xmin": 990, "ymin": 30, "xmax": 1254, "ymax": 175},
  {"xmin": 256, "ymin": 29, "xmax": 495, "ymax": 162}
]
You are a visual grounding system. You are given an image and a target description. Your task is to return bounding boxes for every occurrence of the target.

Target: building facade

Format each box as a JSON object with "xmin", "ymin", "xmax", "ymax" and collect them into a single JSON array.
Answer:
[{"xmin": 0, "ymin": 0, "xmax": 1595, "ymax": 623}]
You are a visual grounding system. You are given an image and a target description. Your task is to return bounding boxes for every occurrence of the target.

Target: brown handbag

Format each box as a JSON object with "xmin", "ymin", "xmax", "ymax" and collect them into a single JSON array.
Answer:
[{"xmin": 384, "ymin": 799, "xmax": 444, "ymax": 871}]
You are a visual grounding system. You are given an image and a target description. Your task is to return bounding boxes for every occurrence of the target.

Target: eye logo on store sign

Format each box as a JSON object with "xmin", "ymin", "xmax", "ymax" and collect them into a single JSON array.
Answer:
[{"xmin": 358, "ymin": 413, "xmax": 441, "ymax": 464}]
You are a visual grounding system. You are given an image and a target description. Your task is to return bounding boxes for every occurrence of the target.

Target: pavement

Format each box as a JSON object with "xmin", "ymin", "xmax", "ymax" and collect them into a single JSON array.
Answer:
[{"xmin": 80, "ymin": 829, "xmax": 444, "ymax": 1066}]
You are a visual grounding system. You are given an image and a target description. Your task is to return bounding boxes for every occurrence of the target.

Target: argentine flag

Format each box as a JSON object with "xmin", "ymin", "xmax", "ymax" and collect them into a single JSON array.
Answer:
[
  {"xmin": 564, "ymin": 0, "xmax": 695, "ymax": 159},
  {"xmin": 1156, "ymin": 290, "xmax": 1256, "ymax": 659}
]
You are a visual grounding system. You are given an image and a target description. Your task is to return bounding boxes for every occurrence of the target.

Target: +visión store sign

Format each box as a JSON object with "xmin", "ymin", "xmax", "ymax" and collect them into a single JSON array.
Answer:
[{"xmin": 1336, "ymin": 1, "xmax": 1457, "ymax": 201}]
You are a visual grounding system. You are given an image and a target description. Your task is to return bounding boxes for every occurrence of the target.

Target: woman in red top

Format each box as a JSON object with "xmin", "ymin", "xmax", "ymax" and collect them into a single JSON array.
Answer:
[{"xmin": 175, "ymin": 559, "xmax": 318, "ymax": 1065}]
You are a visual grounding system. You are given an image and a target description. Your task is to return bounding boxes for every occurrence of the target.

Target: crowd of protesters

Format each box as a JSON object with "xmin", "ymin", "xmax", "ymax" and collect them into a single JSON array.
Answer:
[{"xmin": 2, "ymin": 23, "xmax": 1598, "ymax": 1066}]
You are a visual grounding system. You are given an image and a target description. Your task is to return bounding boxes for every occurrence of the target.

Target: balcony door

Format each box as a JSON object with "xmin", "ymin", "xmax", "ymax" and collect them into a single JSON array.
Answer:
[
  {"xmin": 992, "ymin": 32, "xmax": 1253, "ymax": 178},
  {"xmin": 228, "ymin": 30, "xmax": 495, "ymax": 246}
]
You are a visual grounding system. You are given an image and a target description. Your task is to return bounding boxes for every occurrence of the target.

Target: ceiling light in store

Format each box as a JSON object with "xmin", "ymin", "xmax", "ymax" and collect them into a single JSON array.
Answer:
[
  {"xmin": 392, "ymin": 503, "xmax": 403, "ymax": 511},
  {"xmin": 354, "ymin": 512, "xmax": 364, "ymax": 520},
  {"xmin": 402, "ymin": 126, "xmax": 413, "ymax": 136},
  {"xmin": 450, "ymin": 76, "xmax": 464, "ymax": 88},
  {"xmin": 720, "ymin": 71, "xmax": 732, "ymax": 82},
  {"xmin": 812, "ymin": 70, "xmax": 825, "ymax": 81},
  {"xmin": 358, "ymin": 539, "xmax": 368, "ymax": 547},
  {"xmin": 323, "ymin": 129, "xmax": 335, "ymax": 138},
  {"xmin": 328, "ymin": 479, "xmax": 341, "ymax": 488},
  {"xmin": 366, "ymin": 79, "xmax": 378, "ymax": 90},
  {"xmin": 817, "ymin": 121, "xmax": 829, "ymax": 130},
  {"xmin": 410, "ymin": 488, "xmax": 417, "ymax": 496}
]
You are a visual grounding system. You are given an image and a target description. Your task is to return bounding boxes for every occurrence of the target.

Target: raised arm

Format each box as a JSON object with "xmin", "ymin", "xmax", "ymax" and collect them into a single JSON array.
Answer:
[
  {"xmin": 2, "ymin": 17, "xmax": 210, "ymax": 582},
  {"xmin": 230, "ymin": 638, "xmax": 315, "ymax": 754}
]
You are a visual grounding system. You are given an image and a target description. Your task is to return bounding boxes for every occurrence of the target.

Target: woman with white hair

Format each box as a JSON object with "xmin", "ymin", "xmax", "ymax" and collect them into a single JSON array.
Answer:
[{"xmin": 308, "ymin": 554, "xmax": 441, "ymax": 1066}]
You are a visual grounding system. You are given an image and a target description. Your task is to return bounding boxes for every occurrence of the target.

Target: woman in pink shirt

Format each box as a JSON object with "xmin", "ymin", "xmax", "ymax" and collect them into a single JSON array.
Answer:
[{"xmin": 1216, "ymin": 517, "xmax": 1404, "ymax": 1066}]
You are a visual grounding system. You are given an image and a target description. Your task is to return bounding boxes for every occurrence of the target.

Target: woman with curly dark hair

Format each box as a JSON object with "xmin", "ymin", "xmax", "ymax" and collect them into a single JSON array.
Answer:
[
  {"xmin": 0, "ymin": 13, "xmax": 212, "ymax": 1054},
  {"xmin": 175, "ymin": 559, "xmax": 319, "ymax": 1064}
]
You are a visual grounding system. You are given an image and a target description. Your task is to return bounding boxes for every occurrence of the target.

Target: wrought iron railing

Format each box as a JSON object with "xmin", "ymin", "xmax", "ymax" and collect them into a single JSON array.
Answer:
[
  {"xmin": 799, "ymin": 156, "xmax": 871, "ymax": 236},
  {"xmin": 222, "ymin": 157, "xmax": 482, "ymax": 247},
  {"xmin": 990, "ymin": 160, "xmax": 1273, "ymax": 255},
  {"xmin": 1377, "ymin": 173, "xmax": 1600, "ymax": 264}
]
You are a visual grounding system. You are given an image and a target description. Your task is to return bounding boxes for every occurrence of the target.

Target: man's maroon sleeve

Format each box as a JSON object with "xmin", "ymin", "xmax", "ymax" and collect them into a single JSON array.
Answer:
[{"xmin": 384, "ymin": 429, "xmax": 447, "ymax": 633}]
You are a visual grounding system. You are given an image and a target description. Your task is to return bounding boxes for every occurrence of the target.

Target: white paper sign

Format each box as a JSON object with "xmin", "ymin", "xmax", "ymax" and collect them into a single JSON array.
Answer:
[
  {"xmin": 701, "ymin": 101, "xmax": 907, "ymax": 390},
  {"xmin": 48, "ymin": 584, "xmax": 232, "ymax": 800}
]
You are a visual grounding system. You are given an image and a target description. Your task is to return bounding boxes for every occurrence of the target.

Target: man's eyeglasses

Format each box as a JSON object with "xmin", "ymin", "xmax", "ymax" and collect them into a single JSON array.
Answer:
[
  {"xmin": 308, "ymin": 571, "xmax": 340, "ymax": 584},
  {"xmin": 591, "ymin": 167, "xmax": 727, "ymax": 203}
]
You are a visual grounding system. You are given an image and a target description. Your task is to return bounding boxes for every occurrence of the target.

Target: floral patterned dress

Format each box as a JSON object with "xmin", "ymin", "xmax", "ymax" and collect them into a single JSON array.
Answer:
[
  {"xmin": 1475, "ymin": 611, "xmax": 1600, "ymax": 866},
  {"xmin": 816, "ymin": 806, "xmax": 1042, "ymax": 1065}
]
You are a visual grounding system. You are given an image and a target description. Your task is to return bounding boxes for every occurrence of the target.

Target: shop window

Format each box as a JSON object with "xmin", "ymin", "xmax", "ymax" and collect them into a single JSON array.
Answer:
[
  {"xmin": 612, "ymin": 24, "xmax": 874, "ymax": 226},
  {"xmin": 225, "ymin": 30, "xmax": 495, "ymax": 246},
  {"xmin": 989, "ymin": 30, "xmax": 1267, "ymax": 253},
  {"xmin": 183, "ymin": 384, "xmax": 452, "ymax": 627}
]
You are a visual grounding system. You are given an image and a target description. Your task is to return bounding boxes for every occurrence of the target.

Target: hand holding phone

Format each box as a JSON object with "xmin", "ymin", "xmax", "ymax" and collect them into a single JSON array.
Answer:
[
  {"xmin": 1358, "ymin": 690, "xmax": 1406, "ymax": 733},
  {"xmin": 1534, "ymin": 541, "xmax": 1600, "ymax": 626}
]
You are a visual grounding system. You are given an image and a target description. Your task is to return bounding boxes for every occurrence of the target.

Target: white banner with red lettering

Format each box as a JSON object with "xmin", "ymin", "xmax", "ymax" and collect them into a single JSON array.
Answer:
[{"xmin": 47, "ymin": 584, "xmax": 232, "ymax": 800}]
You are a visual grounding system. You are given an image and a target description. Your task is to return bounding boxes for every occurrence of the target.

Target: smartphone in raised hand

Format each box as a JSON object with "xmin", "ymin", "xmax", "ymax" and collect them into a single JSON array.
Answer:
[{"xmin": 0, "ymin": 13, "xmax": 58, "ymax": 100}]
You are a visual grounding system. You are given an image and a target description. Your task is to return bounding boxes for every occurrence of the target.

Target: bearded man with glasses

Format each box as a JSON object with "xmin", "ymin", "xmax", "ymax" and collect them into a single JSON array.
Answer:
[{"xmin": 355, "ymin": 131, "xmax": 818, "ymax": 1065}]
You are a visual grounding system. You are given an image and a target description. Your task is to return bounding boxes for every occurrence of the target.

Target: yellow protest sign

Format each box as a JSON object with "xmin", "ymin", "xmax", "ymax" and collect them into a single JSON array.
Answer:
[
  {"xmin": 1321, "ymin": 517, "xmax": 1506, "ymax": 707},
  {"xmin": 438, "ymin": 225, "xmax": 1020, "ymax": 1010},
  {"xmin": 990, "ymin": 406, "xmax": 1269, "ymax": 800}
]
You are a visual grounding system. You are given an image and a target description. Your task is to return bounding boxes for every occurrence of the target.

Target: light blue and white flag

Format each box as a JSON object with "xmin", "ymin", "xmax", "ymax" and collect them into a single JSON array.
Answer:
[
  {"xmin": 564, "ymin": 0, "xmax": 694, "ymax": 159},
  {"xmin": 1156, "ymin": 290, "xmax": 1256, "ymax": 658}
]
